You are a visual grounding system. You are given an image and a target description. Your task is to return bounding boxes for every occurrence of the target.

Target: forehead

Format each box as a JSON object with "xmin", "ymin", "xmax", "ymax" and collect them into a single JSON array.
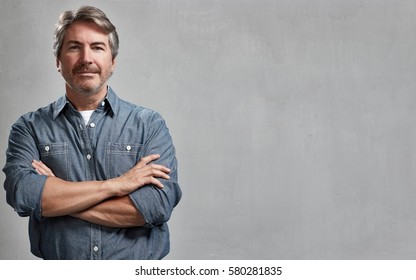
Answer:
[{"xmin": 64, "ymin": 21, "xmax": 109, "ymax": 45}]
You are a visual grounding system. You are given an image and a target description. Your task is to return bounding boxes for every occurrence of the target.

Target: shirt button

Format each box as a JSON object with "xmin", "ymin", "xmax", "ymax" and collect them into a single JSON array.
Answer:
[
  {"xmin": 90, "ymin": 123, "xmax": 95, "ymax": 128},
  {"xmin": 45, "ymin": 146, "xmax": 50, "ymax": 152},
  {"xmin": 93, "ymin": 245, "xmax": 99, "ymax": 252},
  {"xmin": 126, "ymin": 145, "xmax": 131, "ymax": 151},
  {"xmin": 86, "ymin": 154, "xmax": 92, "ymax": 160},
  {"xmin": 101, "ymin": 101, "xmax": 105, "ymax": 106}
]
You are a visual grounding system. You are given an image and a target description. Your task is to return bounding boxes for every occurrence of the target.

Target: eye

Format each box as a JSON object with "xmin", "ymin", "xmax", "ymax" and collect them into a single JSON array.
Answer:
[{"xmin": 92, "ymin": 46, "xmax": 105, "ymax": 51}]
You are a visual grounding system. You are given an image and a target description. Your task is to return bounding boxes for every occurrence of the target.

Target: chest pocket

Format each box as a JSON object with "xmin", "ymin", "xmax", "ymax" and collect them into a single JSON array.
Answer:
[
  {"xmin": 38, "ymin": 142, "xmax": 69, "ymax": 180},
  {"xmin": 106, "ymin": 143, "xmax": 142, "ymax": 178}
]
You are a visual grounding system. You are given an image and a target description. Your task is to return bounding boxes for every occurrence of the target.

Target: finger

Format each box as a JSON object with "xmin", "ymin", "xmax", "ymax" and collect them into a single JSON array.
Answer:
[
  {"xmin": 32, "ymin": 160, "xmax": 45, "ymax": 172},
  {"xmin": 150, "ymin": 169, "xmax": 170, "ymax": 180},
  {"xmin": 133, "ymin": 174, "xmax": 164, "ymax": 189},
  {"xmin": 147, "ymin": 163, "xmax": 171, "ymax": 173},
  {"xmin": 33, "ymin": 165, "xmax": 49, "ymax": 176},
  {"xmin": 135, "ymin": 154, "xmax": 160, "ymax": 168},
  {"xmin": 140, "ymin": 165, "xmax": 171, "ymax": 179},
  {"xmin": 150, "ymin": 177, "xmax": 164, "ymax": 189},
  {"xmin": 34, "ymin": 162, "xmax": 49, "ymax": 175},
  {"xmin": 32, "ymin": 160, "xmax": 55, "ymax": 177}
]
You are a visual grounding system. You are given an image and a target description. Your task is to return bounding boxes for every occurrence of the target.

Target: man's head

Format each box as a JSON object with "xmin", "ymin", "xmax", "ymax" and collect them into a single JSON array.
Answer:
[
  {"xmin": 53, "ymin": 6, "xmax": 119, "ymax": 60},
  {"xmin": 54, "ymin": 6, "xmax": 118, "ymax": 97}
]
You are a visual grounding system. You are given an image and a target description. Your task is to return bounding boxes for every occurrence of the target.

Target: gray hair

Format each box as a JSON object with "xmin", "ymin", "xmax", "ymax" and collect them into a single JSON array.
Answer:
[{"xmin": 53, "ymin": 6, "xmax": 119, "ymax": 59}]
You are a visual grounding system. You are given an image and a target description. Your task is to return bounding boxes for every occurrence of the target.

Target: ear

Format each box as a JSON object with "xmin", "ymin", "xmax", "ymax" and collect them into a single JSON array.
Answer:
[
  {"xmin": 111, "ymin": 58, "xmax": 116, "ymax": 73},
  {"xmin": 56, "ymin": 58, "xmax": 61, "ymax": 72}
]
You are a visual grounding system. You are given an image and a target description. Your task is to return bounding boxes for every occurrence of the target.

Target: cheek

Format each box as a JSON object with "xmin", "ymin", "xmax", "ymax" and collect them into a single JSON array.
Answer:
[
  {"xmin": 59, "ymin": 65, "xmax": 73, "ymax": 77},
  {"xmin": 59, "ymin": 60, "xmax": 75, "ymax": 72},
  {"xmin": 99, "ymin": 60, "xmax": 116, "ymax": 74}
]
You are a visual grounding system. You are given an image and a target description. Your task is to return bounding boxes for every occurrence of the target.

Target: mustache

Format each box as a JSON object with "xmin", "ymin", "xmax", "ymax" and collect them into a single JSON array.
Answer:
[{"xmin": 72, "ymin": 63, "xmax": 101, "ymax": 74}]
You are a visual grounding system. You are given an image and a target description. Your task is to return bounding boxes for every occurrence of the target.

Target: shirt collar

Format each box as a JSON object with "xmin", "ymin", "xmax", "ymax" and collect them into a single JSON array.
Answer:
[
  {"xmin": 52, "ymin": 86, "xmax": 120, "ymax": 120},
  {"xmin": 105, "ymin": 86, "xmax": 119, "ymax": 115}
]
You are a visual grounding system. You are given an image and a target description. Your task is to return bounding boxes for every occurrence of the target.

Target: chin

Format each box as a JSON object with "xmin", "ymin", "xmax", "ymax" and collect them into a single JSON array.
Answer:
[
  {"xmin": 74, "ymin": 81, "xmax": 102, "ymax": 94},
  {"xmin": 80, "ymin": 88, "xmax": 102, "ymax": 96}
]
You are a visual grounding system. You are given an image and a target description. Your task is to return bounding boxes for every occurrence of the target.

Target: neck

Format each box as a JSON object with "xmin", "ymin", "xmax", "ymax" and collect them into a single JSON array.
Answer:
[{"xmin": 65, "ymin": 85, "xmax": 108, "ymax": 111}]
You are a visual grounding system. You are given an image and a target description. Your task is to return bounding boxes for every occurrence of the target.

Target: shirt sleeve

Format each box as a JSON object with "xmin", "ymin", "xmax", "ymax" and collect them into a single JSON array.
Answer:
[
  {"xmin": 2, "ymin": 117, "xmax": 47, "ymax": 221},
  {"xmin": 128, "ymin": 112, "xmax": 182, "ymax": 227}
]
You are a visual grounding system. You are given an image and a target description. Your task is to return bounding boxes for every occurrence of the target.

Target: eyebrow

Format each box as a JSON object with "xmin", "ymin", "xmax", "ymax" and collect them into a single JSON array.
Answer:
[{"xmin": 66, "ymin": 40, "xmax": 107, "ymax": 47}]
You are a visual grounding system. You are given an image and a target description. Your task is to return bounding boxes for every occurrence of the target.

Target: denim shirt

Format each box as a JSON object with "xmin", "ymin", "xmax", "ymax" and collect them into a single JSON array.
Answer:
[{"xmin": 3, "ymin": 87, "xmax": 182, "ymax": 259}]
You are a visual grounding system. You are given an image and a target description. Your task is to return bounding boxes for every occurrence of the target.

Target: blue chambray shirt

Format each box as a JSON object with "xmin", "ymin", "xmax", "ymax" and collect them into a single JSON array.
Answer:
[{"xmin": 3, "ymin": 87, "xmax": 182, "ymax": 259}]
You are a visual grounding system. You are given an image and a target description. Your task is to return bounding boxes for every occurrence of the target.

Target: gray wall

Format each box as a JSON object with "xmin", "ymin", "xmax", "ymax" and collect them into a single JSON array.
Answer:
[{"xmin": 1, "ymin": 0, "xmax": 416, "ymax": 259}]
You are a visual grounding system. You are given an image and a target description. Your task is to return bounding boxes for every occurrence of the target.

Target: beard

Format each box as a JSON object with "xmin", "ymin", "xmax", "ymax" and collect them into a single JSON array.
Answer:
[{"xmin": 63, "ymin": 62, "xmax": 113, "ymax": 96}]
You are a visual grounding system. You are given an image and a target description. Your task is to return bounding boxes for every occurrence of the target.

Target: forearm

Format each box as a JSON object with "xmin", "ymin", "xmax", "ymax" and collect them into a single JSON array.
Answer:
[
  {"xmin": 34, "ymin": 154, "xmax": 170, "ymax": 219},
  {"xmin": 41, "ymin": 176, "xmax": 115, "ymax": 217},
  {"xmin": 71, "ymin": 196, "xmax": 146, "ymax": 227}
]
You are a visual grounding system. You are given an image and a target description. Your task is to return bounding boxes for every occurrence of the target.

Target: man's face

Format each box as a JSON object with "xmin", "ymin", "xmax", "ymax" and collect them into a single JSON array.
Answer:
[{"xmin": 57, "ymin": 21, "xmax": 115, "ymax": 96}]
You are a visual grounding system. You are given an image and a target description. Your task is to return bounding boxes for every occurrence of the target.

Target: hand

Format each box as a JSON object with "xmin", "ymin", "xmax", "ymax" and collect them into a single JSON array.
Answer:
[
  {"xmin": 108, "ymin": 154, "xmax": 171, "ymax": 196},
  {"xmin": 32, "ymin": 160, "xmax": 56, "ymax": 177}
]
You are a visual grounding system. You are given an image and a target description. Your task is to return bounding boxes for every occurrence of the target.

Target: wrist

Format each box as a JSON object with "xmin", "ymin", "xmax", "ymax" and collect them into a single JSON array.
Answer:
[{"xmin": 101, "ymin": 178, "xmax": 119, "ymax": 197}]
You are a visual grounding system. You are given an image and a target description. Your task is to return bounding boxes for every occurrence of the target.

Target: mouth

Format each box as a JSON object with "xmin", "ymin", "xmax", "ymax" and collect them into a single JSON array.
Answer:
[{"xmin": 75, "ymin": 72, "xmax": 99, "ymax": 76}]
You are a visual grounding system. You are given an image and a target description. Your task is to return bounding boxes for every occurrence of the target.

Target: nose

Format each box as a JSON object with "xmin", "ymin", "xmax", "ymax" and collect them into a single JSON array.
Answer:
[{"xmin": 80, "ymin": 47, "xmax": 93, "ymax": 64}]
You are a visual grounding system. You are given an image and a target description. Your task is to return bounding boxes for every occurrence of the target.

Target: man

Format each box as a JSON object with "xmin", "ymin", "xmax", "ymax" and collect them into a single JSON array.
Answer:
[{"xmin": 3, "ymin": 6, "xmax": 181, "ymax": 260}]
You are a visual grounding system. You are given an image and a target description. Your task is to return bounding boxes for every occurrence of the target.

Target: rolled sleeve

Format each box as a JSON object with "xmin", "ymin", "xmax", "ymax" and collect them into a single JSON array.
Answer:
[
  {"xmin": 129, "ymin": 113, "xmax": 182, "ymax": 226},
  {"xmin": 3, "ymin": 118, "xmax": 46, "ymax": 221},
  {"xmin": 130, "ymin": 176, "xmax": 181, "ymax": 226},
  {"xmin": 5, "ymin": 172, "xmax": 46, "ymax": 220}
]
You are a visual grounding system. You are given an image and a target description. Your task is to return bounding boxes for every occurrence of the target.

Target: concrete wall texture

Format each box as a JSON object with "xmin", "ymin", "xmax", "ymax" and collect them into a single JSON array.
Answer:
[{"xmin": 1, "ymin": 0, "xmax": 416, "ymax": 259}]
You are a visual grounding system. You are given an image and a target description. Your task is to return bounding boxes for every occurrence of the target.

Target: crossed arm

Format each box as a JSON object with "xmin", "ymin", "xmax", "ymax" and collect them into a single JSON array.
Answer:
[{"xmin": 32, "ymin": 154, "xmax": 170, "ymax": 228}]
